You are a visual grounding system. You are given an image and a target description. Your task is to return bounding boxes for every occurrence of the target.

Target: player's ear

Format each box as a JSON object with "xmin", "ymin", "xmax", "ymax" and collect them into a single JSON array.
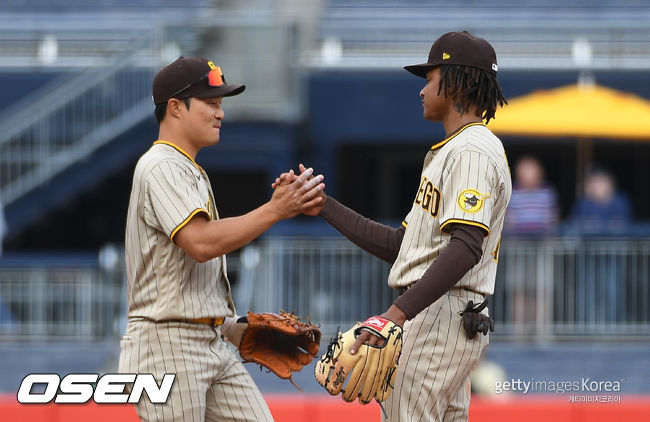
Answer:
[{"xmin": 166, "ymin": 98, "xmax": 185, "ymax": 119}]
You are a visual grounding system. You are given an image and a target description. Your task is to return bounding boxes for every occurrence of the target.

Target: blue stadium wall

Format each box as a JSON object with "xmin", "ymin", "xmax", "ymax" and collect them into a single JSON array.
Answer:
[{"xmin": 2, "ymin": 69, "xmax": 650, "ymax": 247}]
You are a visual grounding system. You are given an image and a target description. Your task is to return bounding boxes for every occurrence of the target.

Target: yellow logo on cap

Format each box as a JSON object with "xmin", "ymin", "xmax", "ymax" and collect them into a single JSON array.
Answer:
[
  {"xmin": 442, "ymin": 52, "xmax": 451, "ymax": 60},
  {"xmin": 457, "ymin": 189, "xmax": 490, "ymax": 214},
  {"xmin": 207, "ymin": 61, "xmax": 217, "ymax": 70}
]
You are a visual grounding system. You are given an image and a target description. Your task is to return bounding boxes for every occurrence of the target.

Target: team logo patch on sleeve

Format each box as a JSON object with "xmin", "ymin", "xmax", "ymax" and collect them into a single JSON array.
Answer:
[{"xmin": 457, "ymin": 189, "xmax": 490, "ymax": 214}]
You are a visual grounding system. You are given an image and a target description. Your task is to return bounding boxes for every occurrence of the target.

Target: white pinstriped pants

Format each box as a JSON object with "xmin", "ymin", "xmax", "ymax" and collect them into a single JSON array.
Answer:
[
  {"xmin": 384, "ymin": 288, "xmax": 489, "ymax": 422},
  {"xmin": 118, "ymin": 319, "xmax": 273, "ymax": 422}
]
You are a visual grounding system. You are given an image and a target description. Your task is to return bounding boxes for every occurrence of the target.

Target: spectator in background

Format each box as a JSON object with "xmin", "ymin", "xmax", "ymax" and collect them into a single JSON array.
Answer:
[
  {"xmin": 504, "ymin": 155, "xmax": 559, "ymax": 236},
  {"xmin": 564, "ymin": 166, "xmax": 632, "ymax": 322},
  {"xmin": 503, "ymin": 157, "xmax": 559, "ymax": 332},
  {"xmin": 565, "ymin": 166, "xmax": 632, "ymax": 236}
]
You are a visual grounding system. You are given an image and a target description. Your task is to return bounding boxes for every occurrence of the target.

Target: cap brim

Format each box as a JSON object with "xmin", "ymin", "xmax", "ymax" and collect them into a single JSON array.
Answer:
[
  {"xmin": 195, "ymin": 83, "xmax": 246, "ymax": 99},
  {"xmin": 404, "ymin": 63, "xmax": 437, "ymax": 78}
]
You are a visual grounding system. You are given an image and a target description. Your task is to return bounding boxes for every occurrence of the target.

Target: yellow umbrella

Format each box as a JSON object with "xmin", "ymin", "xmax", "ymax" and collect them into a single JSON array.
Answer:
[
  {"xmin": 488, "ymin": 83, "xmax": 650, "ymax": 139},
  {"xmin": 488, "ymin": 83, "xmax": 650, "ymax": 193}
]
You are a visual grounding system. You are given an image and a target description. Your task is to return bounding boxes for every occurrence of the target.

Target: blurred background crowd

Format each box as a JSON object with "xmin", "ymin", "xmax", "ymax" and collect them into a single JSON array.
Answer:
[{"xmin": 0, "ymin": 0, "xmax": 649, "ymax": 403}]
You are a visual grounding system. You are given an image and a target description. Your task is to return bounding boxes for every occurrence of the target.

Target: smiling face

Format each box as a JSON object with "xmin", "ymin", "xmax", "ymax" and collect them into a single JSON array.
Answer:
[
  {"xmin": 419, "ymin": 67, "xmax": 452, "ymax": 122},
  {"xmin": 181, "ymin": 97, "xmax": 224, "ymax": 149}
]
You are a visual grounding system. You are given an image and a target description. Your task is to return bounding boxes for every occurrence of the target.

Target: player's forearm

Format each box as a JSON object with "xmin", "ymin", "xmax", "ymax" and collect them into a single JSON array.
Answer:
[
  {"xmin": 320, "ymin": 197, "xmax": 405, "ymax": 263},
  {"xmin": 178, "ymin": 203, "xmax": 281, "ymax": 261},
  {"xmin": 211, "ymin": 204, "xmax": 280, "ymax": 253}
]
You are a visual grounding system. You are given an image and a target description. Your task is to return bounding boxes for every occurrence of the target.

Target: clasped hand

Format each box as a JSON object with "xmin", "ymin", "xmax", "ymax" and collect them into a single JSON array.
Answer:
[{"xmin": 270, "ymin": 166, "xmax": 325, "ymax": 219}]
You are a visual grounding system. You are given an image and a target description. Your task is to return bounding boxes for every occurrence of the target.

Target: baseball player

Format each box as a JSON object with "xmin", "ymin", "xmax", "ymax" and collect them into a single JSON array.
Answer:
[
  {"xmin": 118, "ymin": 57, "xmax": 324, "ymax": 422},
  {"xmin": 277, "ymin": 31, "xmax": 510, "ymax": 421}
]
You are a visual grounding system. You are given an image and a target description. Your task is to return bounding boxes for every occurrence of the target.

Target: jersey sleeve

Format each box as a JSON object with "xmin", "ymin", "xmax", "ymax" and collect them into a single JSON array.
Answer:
[
  {"xmin": 144, "ymin": 160, "xmax": 209, "ymax": 241},
  {"xmin": 439, "ymin": 149, "xmax": 497, "ymax": 235}
]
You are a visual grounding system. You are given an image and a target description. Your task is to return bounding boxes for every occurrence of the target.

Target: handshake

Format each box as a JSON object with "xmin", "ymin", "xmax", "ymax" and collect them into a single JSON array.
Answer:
[{"xmin": 268, "ymin": 163, "xmax": 327, "ymax": 219}]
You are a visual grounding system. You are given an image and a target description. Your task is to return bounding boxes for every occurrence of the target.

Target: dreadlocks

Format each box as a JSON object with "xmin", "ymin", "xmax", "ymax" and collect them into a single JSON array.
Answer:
[{"xmin": 438, "ymin": 64, "xmax": 507, "ymax": 124}]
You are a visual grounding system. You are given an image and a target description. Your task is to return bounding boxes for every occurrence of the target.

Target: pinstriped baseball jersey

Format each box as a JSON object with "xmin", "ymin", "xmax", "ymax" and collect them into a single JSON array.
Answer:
[
  {"xmin": 387, "ymin": 122, "xmax": 511, "ymax": 295},
  {"xmin": 124, "ymin": 140, "xmax": 235, "ymax": 321}
]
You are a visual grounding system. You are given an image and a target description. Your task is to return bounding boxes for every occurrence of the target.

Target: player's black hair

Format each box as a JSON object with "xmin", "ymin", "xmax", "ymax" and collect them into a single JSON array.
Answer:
[
  {"xmin": 154, "ymin": 98, "xmax": 192, "ymax": 124},
  {"xmin": 438, "ymin": 64, "xmax": 507, "ymax": 124}
]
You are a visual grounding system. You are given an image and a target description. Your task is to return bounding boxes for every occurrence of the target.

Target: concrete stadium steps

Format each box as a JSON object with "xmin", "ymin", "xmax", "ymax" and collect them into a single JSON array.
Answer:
[{"xmin": 3, "ymin": 118, "xmax": 297, "ymax": 241}]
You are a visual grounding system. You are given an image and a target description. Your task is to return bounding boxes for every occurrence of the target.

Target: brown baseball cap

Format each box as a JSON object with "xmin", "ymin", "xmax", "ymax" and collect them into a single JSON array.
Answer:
[
  {"xmin": 404, "ymin": 31, "xmax": 498, "ymax": 78},
  {"xmin": 153, "ymin": 57, "xmax": 245, "ymax": 105}
]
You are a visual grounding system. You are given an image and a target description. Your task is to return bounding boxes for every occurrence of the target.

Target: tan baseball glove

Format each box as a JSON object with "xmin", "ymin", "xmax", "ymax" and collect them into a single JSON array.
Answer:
[
  {"xmin": 314, "ymin": 316, "xmax": 403, "ymax": 404},
  {"xmin": 235, "ymin": 311, "xmax": 321, "ymax": 389}
]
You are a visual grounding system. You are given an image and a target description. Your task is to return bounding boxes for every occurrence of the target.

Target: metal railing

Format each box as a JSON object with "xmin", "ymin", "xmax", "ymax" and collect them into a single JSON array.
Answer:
[
  {"xmin": 235, "ymin": 238, "xmax": 395, "ymax": 335},
  {"xmin": 240, "ymin": 237, "xmax": 650, "ymax": 339},
  {"xmin": 0, "ymin": 251, "xmax": 124, "ymax": 340},
  {"xmin": 492, "ymin": 238, "xmax": 650, "ymax": 339},
  {"xmin": 0, "ymin": 237, "xmax": 648, "ymax": 341}
]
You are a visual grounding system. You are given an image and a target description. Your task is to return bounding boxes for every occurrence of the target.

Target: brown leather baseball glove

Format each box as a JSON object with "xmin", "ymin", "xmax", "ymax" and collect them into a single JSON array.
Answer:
[
  {"xmin": 238, "ymin": 311, "xmax": 321, "ymax": 389},
  {"xmin": 314, "ymin": 316, "xmax": 403, "ymax": 404}
]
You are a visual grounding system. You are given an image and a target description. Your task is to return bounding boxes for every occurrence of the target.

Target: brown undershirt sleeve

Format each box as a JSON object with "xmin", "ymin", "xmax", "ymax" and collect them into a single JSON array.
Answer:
[
  {"xmin": 392, "ymin": 223, "xmax": 486, "ymax": 320},
  {"xmin": 319, "ymin": 197, "xmax": 405, "ymax": 264}
]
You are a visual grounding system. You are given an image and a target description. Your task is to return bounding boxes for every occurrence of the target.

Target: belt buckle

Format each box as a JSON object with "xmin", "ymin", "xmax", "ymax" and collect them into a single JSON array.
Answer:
[
  {"xmin": 206, "ymin": 317, "xmax": 224, "ymax": 327},
  {"xmin": 189, "ymin": 317, "xmax": 224, "ymax": 326}
]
